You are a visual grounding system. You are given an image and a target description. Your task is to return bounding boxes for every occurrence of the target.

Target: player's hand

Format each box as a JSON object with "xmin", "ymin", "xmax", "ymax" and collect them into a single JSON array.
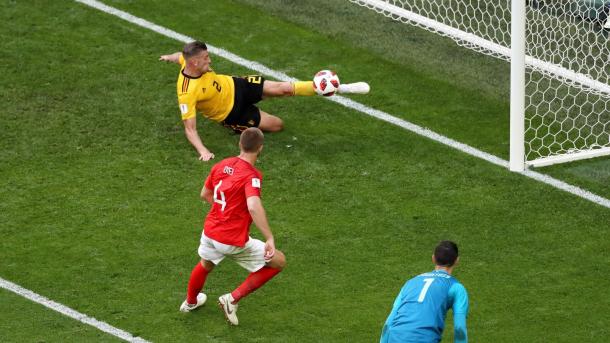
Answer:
[
  {"xmin": 264, "ymin": 238, "xmax": 276, "ymax": 262},
  {"xmin": 159, "ymin": 55, "xmax": 171, "ymax": 62},
  {"xmin": 198, "ymin": 151, "xmax": 215, "ymax": 161}
]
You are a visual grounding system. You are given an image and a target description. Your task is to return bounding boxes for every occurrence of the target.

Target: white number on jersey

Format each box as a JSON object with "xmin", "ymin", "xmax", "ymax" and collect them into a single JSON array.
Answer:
[
  {"xmin": 179, "ymin": 103, "xmax": 189, "ymax": 114},
  {"xmin": 418, "ymin": 278, "xmax": 435, "ymax": 303},
  {"xmin": 213, "ymin": 180, "xmax": 226, "ymax": 211}
]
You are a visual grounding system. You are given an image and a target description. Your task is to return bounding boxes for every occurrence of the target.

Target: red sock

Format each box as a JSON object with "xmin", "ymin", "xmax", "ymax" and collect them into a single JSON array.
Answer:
[
  {"xmin": 231, "ymin": 266, "xmax": 281, "ymax": 303},
  {"xmin": 186, "ymin": 262, "xmax": 210, "ymax": 304}
]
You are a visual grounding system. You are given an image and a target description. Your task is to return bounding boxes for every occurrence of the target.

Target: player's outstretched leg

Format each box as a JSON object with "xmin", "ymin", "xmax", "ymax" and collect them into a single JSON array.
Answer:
[
  {"xmin": 290, "ymin": 79, "xmax": 370, "ymax": 96},
  {"xmin": 263, "ymin": 80, "xmax": 298, "ymax": 97},
  {"xmin": 262, "ymin": 79, "xmax": 370, "ymax": 98}
]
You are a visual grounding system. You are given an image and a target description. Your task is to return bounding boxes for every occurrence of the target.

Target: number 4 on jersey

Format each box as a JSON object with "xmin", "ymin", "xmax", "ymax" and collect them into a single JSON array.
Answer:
[{"xmin": 213, "ymin": 181, "xmax": 226, "ymax": 211}]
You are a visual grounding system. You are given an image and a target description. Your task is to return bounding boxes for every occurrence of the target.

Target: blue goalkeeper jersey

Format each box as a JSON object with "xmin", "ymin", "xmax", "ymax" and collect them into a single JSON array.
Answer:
[{"xmin": 380, "ymin": 269, "xmax": 469, "ymax": 343}]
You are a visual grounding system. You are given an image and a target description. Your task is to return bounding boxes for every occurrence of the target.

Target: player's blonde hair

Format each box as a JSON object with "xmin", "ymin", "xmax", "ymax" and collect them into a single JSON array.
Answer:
[{"xmin": 240, "ymin": 128, "xmax": 264, "ymax": 153}]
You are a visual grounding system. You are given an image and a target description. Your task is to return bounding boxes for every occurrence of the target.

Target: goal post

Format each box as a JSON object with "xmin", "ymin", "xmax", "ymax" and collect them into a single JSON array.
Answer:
[
  {"xmin": 349, "ymin": 0, "xmax": 610, "ymax": 170},
  {"xmin": 511, "ymin": 0, "xmax": 526, "ymax": 171}
]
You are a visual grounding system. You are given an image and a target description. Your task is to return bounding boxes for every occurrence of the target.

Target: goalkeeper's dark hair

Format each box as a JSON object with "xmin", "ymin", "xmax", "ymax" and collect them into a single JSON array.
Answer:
[
  {"xmin": 434, "ymin": 241, "xmax": 459, "ymax": 267},
  {"xmin": 240, "ymin": 128, "xmax": 264, "ymax": 153},
  {"xmin": 182, "ymin": 41, "xmax": 208, "ymax": 59}
]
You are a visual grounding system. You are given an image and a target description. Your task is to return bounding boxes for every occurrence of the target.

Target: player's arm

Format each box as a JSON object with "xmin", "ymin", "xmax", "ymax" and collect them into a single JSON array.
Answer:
[
  {"xmin": 159, "ymin": 52, "xmax": 181, "ymax": 64},
  {"xmin": 183, "ymin": 116, "xmax": 215, "ymax": 161},
  {"xmin": 179, "ymin": 89, "xmax": 215, "ymax": 161},
  {"xmin": 246, "ymin": 196, "xmax": 275, "ymax": 260},
  {"xmin": 453, "ymin": 313, "xmax": 467, "ymax": 343},
  {"xmin": 380, "ymin": 284, "xmax": 408, "ymax": 343},
  {"xmin": 450, "ymin": 283, "xmax": 469, "ymax": 343},
  {"xmin": 201, "ymin": 184, "xmax": 213, "ymax": 204},
  {"xmin": 200, "ymin": 172, "xmax": 215, "ymax": 204}
]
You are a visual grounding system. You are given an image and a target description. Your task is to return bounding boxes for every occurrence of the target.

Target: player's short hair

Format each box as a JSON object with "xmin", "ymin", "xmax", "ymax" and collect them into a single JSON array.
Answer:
[
  {"xmin": 182, "ymin": 41, "xmax": 208, "ymax": 59},
  {"xmin": 240, "ymin": 128, "xmax": 264, "ymax": 153},
  {"xmin": 434, "ymin": 241, "xmax": 459, "ymax": 267}
]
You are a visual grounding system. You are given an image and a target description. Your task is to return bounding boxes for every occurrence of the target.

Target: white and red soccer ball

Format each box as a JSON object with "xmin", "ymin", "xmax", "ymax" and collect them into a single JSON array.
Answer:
[{"xmin": 313, "ymin": 70, "xmax": 340, "ymax": 96}]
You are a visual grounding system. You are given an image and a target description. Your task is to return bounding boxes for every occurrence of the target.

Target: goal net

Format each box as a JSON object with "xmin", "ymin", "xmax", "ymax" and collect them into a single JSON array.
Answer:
[{"xmin": 349, "ymin": 0, "xmax": 610, "ymax": 169}]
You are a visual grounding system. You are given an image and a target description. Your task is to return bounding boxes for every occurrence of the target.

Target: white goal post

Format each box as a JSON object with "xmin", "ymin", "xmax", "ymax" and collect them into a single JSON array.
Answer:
[{"xmin": 349, "ymin": 0, "xmax": 610, "ymax": 170}]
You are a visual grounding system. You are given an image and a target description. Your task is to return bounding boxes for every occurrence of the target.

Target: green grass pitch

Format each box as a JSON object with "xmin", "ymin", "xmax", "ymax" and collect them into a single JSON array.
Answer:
[{"xmin": 1, "ymin": 0, "xmax": 609, "ymax": 342}]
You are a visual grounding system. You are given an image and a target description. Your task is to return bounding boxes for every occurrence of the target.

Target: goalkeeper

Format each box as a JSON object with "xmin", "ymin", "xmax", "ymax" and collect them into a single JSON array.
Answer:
[
  {"xmin": 160, "ymin": 41, "xmax": 369, "ymax": 161},
  {"xmin": 380, "ymin": 241, "xmax": 469, "ymax": 343}
]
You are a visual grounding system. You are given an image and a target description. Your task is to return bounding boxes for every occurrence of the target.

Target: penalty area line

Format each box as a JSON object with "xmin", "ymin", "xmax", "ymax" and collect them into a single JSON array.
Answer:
[
  {"xmin": 74, "ymin": 0, "xmax": 610, "ymax": 209},
  {"xmin": 0, "ymin": 277, "xmax": 150, "ymax": 343}
]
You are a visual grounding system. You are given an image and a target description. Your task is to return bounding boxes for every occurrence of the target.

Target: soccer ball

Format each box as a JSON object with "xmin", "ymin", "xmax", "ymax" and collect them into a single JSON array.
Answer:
[{"xmin": 313, "ymin": 70, "xmax": 340, "ymax": 96}]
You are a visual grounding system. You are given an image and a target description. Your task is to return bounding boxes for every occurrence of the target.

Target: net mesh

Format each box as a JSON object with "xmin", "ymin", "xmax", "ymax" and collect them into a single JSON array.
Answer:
[{"xmin": 349, "ymin": 0, "xmax": 610, "ymax": 162}]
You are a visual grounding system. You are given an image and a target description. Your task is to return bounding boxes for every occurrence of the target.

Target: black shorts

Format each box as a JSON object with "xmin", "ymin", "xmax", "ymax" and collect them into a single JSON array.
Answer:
[{"xmin": 222, "ymin": 75, "xmax": 265, "ymax": 133}]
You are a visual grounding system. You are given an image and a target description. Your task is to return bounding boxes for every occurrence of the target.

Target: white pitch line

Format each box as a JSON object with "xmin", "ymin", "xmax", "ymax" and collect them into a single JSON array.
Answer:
[
  {"xmin": 74, "ymin": 0, "xmax": 610, "ymax": 212},
  {"xmin": 0, "ymin": 277, "xmax": 150, "ymax": 343}
]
